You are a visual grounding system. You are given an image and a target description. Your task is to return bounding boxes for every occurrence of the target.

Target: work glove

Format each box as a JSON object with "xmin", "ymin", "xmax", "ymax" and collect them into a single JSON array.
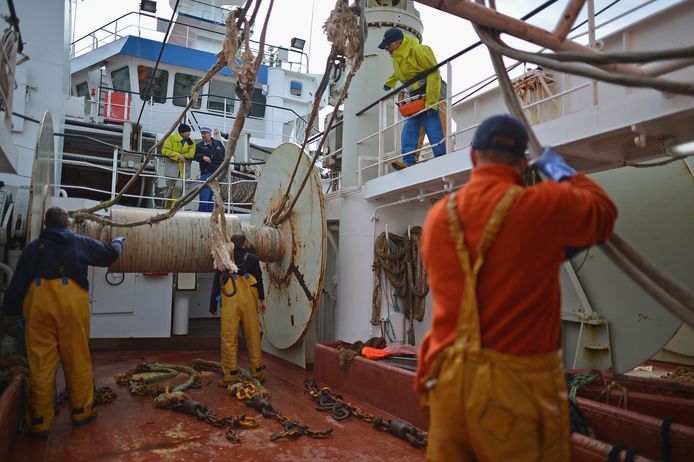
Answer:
[
  {"xmin": 531, "ymin": 147, "xmax": 577, "ymax": 182},
  {"xmin": 185, "ymin": 138, "xmax": 194, "ymax": 146},
  {"xmin": 112, "ymin": 236, "xmax": 126, "ymax": 245}
]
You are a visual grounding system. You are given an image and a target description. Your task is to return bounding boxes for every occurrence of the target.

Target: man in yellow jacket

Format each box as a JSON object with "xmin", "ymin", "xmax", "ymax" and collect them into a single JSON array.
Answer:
[
  {"xmin": 162, "ymin": 123, "xmax": 196, "ymax": 208},
  {"xmin": 381, "ymin": 28, "xmax": 447, "ymax": 171}
]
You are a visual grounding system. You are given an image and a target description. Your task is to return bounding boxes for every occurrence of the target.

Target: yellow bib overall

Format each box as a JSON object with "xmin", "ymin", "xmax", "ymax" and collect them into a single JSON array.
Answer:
[
  {"xmin": 23, "ymin": 277, "xmax": 95, "ymax": 433},
  {"xmin": 425, "ymin": 187, "xmax": 570, "ymax": 461},
  {"xmin": 220, "ymin": 259, "xmax": 265, "ymax": 383}
]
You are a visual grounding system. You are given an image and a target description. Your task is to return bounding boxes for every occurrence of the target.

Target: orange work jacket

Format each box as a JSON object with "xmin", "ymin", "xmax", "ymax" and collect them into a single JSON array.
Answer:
[{"xmin": 415, "ymin": 163, "xmax": 617, "ymax": 391}]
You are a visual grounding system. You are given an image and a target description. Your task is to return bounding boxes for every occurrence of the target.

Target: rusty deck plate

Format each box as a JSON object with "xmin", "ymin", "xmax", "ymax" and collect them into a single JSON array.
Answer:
[{"xmin": 8, "ymin": 350, "xmax": 422, "ymax": 461}]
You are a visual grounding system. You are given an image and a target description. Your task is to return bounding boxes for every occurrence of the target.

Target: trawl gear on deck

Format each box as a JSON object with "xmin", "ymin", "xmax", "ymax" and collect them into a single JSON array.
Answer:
[
  {"xmin": 4, "ymin": 223, "xmax": 123, "ymax": 435},
  {"xmin": 212, "ymin": 247, "xmax": 266, "ymax": 383}
]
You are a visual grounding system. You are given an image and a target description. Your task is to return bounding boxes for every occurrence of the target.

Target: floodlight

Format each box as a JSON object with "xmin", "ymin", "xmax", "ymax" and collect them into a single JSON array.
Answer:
[{"xmin": 290, "ymin": 37, "xmax": 306, "ymax": 51}]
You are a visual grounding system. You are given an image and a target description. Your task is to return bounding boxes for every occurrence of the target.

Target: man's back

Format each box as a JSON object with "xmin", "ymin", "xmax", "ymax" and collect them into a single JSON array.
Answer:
[
  {"xmin": 4, "ymin": 227, "xmax": 121, "ymax": 316},
  {"xmin": 417, "ymin": 163, "xmax": 617, "ymax": 384}
]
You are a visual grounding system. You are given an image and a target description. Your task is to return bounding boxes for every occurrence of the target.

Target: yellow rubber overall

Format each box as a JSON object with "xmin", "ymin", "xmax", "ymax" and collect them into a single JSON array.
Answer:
[
  {"xmin": 424, "ymin": 187, "xmax": 571, "ymax": 462},
  {"xmin": 23, "ymin": 278, "xmax": 95, "ymax": 433},
  {"xmin": 220, "ymin": 270, "xmax": 264, "ymax": 382}
]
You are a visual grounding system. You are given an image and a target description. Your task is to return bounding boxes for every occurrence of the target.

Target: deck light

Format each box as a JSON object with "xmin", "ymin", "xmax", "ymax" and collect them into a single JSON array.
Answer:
[
  {"xmin": 140, "ymin": 0, "xmax": 157, "ymax": 14},
  {"xmin": 290, "ymin": 37, "xmax": 306, "ymax": 51}
]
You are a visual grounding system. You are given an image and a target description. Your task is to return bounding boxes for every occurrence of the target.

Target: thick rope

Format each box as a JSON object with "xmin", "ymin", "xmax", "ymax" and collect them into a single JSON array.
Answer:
[
  {"xmin": 474, "ymin": 0, "xmax": 694, "ymax": 328},
  {"xmin": 270, "ymin": 0, "xmax": 364, "ymax": 225},
  {"xmin": 372, "ymin": 227, "xmax": 428, "ymax": 344},
  {"xmin": 210, "ymin": 179, "xmax": 237, "ymax": 274},
  {"xmin": 0, "ymin": 26, "xmax": 19, "ymax": 128}
]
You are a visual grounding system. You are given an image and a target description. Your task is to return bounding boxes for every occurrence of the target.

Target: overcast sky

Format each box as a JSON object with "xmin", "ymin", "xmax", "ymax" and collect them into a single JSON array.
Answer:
[{"xmin": 71, "ymin": 0, "xmax": 680, "ymax": 97}]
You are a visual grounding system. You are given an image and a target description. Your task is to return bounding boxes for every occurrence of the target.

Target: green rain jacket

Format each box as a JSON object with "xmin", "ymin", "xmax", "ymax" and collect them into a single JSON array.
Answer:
[
  {"xmin": 162, "ymin": 132, "xmax": 196, "ymax": 178},
  {"xmin": 384, "ymin": 34, "xmax": 441, "ymax": 109}
]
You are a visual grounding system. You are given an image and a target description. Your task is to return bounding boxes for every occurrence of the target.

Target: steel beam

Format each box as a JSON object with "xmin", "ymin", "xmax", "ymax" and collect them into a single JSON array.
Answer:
[
  {"xmin": 413, "ymin": 0, "xmax": 644, "ymax": 76},
  {"xmin": 554, "ymin": 0, "xmax": 586, "ymax": 41}
]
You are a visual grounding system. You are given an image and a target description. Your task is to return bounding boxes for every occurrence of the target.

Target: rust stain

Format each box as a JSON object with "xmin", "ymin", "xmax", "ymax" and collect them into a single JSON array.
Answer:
[{"xmin": 289, "ymin": 263, "xmax": 315, "ymax": 303}]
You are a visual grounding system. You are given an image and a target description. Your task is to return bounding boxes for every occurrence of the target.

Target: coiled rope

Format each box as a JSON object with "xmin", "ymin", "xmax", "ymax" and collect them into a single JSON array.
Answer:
[{"xmin": 372, "ymin": 227, "xmax": 428, "ymax": 345}]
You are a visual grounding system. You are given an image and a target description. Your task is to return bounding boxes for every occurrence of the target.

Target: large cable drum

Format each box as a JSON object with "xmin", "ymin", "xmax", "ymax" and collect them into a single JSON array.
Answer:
[{"xmin": 251, "ymin": 143, "xmax": 327, "ymax": 350}]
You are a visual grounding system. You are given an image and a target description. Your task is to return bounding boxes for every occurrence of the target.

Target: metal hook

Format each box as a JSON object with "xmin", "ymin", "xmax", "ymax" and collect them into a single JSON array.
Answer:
[{"xmin": 220, "ymin": 272, "xmax": 238, "ymax": 297}]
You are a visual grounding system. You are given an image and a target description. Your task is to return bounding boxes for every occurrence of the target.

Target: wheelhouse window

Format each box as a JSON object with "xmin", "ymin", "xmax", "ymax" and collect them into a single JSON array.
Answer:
[
  {"xmin": 74, "ymin": 82, "xmax": 89, "ymax": 98},
  {"xmin": 74, "ymin": 81, "xmax": 90, "ymax": 113},
  {"xmin": 111, "ymin": 66, "xmax": 131, "ymax": 93},
  {"xmin": 250, "ymin": 87, "xmax": 266, "ymax": 118},
  {"xmin": 289, "ymin": 80, "xmax": 302, "ymax": 97},
  {"xmin": 173, "ymin": 72, "xmax": 201, "ymax": 108},
  {"xmin": 137, "ymin": 65, "xmax": 169, "ymax": 104},
  {"xmin": 207, "ymin": 79, "xmax": 235, "ymax": 112}
]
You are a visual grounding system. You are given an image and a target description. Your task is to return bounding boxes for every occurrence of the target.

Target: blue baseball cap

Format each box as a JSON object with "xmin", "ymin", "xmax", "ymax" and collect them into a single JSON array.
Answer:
[
  {"xmin": 200, "ymin": 126, "xmax": 212, "ymax": 133},
  {"xmin": 471, "ymin": 115, "xmax": 528, "ymax": 156},
  {"xmin": 378, "ymin": 28, "xmax": 404, "ymax": 50}
]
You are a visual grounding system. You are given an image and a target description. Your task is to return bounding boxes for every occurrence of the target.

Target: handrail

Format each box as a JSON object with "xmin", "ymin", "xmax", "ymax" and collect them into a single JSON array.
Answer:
[
  {"xmin": 95, "ymin": 85, "xmax": 319, "ymax": 133},
  {"xmin": 70, "ymin": 11, "xmax": 304, "ymax": 61},
  {"xmin": 355, "ymin": 0, "xmax": 562, "ymax": 117}
]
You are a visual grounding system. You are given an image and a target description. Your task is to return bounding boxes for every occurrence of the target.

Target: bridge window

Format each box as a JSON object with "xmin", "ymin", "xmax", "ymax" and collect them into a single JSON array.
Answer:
[
  {"xmin": 250, "ymin": 87, "xmax": 266, "ymax": 118},
  {"xmin": 290, "ymin": 80, "xmax": 302, "ymax": 97},
  {"xmin": 111, "ymin": 66, "xmax": 131, "ymax": 93},
  {"xmin": 173, "ymin": 72, "xmax": 202, "ymax": 108},
  {"xmin": 74, "ymin": 81, "xmax": 90, "ymax": 114},
  {"xmin": 74, "ymin": 82, "xmax": 89, "ymax": 98},
  {"xmin": 137, "ymin": 65, "xmax": 169, "ymax": 104},
  {"xmin": 208, "ymin": 79, "xmax": 235, "ymax": 113}
]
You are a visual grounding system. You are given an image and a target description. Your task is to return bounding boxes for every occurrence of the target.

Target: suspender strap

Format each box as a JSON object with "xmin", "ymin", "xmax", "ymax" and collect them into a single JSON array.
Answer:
[{"xmin": 445, "ymin": 186, "xmax": 522, "ymax": 352}]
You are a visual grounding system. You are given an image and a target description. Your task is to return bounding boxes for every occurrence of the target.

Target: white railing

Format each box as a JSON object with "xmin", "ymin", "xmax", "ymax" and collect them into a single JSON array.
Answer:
[
  {"xmin": 55, "ymin": 151, "xmax": 258, "ymax": 214},
  {"xmin": 347, "ymin": 0, "xmax": 662, "ymax": 186},
  {"xmin": 70, "ymin": 11, "xmax": 306, "ymax": 72},
  {"xmin": 84, "ymin": 93, "xmax": 314, "ymax": 147}
]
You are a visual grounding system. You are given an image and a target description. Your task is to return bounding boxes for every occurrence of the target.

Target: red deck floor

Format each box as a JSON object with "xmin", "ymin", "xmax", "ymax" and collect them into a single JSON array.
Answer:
[{"xmin": 9, "ymin": 350, "xmax": 424, "ymax": 462}]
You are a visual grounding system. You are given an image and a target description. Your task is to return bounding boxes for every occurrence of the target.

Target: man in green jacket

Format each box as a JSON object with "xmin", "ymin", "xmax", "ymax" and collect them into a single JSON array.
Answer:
[
  {"xmin": 162, "ymin": 123, "xmax": 196, "ymax": 209},
  {"xmin": 381, "ymin": 28, "xmax": 447, "ymax": 171}
]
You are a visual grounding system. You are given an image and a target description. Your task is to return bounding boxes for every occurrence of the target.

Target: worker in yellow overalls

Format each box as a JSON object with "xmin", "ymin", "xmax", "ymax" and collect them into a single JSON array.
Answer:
[
  {"xmin": 210, "ymin": 234, "xmax": 266, "ymax": 384},
  {"xmin": 417, "ymin": 115, "xmax": 618, "ymax": 460},
  {"xmin": 4, "ymin": 207, "xmax": 124, "ymax": 437}
]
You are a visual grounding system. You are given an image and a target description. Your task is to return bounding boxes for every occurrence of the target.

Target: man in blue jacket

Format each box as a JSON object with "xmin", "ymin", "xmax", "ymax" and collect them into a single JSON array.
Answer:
[
  {"xmin": 195, "ymin": 127, "xmax": 226, "ymax": 212},
  {"xmin": 4, "ymin": 207, "xmax": 124, "ymax": 436}
]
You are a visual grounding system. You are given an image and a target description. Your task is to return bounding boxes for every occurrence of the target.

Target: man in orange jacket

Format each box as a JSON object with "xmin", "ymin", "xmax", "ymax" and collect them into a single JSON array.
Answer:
[{"xmin": 416, "ymin": 115, "xmax": 617, "ymax": 461}]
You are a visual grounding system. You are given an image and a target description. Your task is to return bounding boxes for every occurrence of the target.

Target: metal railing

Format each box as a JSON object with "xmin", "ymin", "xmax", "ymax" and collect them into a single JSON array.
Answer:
[
  {"xmin": 348, "ymin": 0, "xmax": 659, "ymax": 186},
  {"xmin": 82, "ymin": 87, "xmax": 319, "ymax": 146},
  {"xmin": 55, "ymin": 149, "xmax": 258, "ymax": 214},
  {"xmin": 70, "ymin": 11, "xmax": 307, "ymax": 72}
]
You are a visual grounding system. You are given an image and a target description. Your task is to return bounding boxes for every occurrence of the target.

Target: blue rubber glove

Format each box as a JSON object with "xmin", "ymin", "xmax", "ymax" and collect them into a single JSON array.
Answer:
[
  {"xmin": 112, "ymin": 236, "xmax": 126, "ymax": 245},
  {"xmin": 532, "ymin": 147, "xmax": 576, "ymax": 182}
]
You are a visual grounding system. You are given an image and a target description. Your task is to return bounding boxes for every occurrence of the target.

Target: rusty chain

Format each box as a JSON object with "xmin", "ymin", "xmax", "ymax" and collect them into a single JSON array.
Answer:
[
  {"xmin": 56, "ymin": 386, "xmax": 117, "ymax": 406},
  {"xmin": 304, "ymin": 378, "xmax": 427, "ymax": 448},
  {"xmin": 237, "ymin": 385, "xmax": 333, "ymax": 441}
]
